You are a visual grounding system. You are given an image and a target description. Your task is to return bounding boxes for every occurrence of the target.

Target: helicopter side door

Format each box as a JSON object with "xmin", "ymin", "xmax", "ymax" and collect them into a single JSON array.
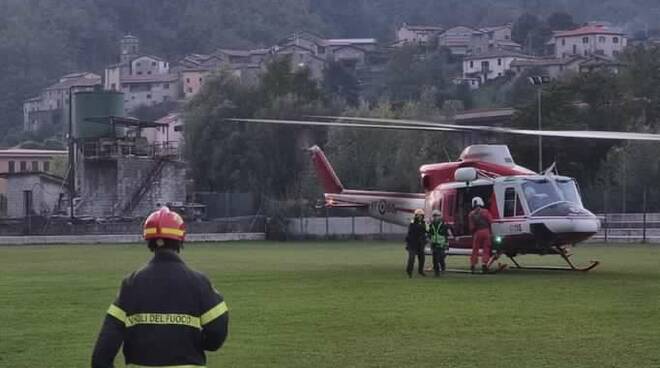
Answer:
[
  {"xmin": 450, "ymin": 184, "xmax": 494, "ymax": 248},
  {"xmin": 492, "ymin": 185, "xmax": 531, "ymax": 238}
]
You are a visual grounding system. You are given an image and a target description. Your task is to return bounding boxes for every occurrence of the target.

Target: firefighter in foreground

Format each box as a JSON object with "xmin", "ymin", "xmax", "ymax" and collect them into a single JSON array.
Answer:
[
  {"xmin": 428, "ymin": 209, "xmax": 451, "ymax": 276},
  {"xmin": 405, "ymin": 209, "xmax": 428, "ymax": 278},
  {"xmin": 469, "ymin": 197, "xmax": 493, "ymax": 274},
  {"xmin": 91, "ymin": 207, "xmax": 229, "ymax": 368}
]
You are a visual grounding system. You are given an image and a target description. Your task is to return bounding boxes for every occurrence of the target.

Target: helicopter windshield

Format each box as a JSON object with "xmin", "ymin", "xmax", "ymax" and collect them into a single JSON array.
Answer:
[
  {"xmin": 522, "ymin": 180, "xmax": 562, "ymax": 213},
  {"xmin": 556, "ymin": 179, "xmax": 582, "ymax": 206},
  {"xmin": 522, "ymin": 178, "xmax": 584, "ymax": 214}
]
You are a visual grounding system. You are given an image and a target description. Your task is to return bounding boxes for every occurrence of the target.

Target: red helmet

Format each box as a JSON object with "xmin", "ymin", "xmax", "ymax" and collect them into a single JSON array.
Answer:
[{"xmin": 143, "ymin": 207, "xmax": 186, "ymax": 242}]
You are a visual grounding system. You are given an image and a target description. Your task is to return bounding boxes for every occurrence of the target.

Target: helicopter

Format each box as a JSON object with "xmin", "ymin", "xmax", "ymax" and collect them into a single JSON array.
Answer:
[{"xmin": 229, "ymin": 113, "xmax": 660, "ymax": 272}]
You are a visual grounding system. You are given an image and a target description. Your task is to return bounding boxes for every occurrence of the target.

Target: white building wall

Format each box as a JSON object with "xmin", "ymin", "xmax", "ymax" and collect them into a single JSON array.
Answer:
[{"xmin": 555, "ymin": 34, "xmax": 626, "ymax": 59}]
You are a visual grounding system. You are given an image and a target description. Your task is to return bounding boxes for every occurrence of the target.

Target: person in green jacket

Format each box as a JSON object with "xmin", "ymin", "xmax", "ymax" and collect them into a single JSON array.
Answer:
[{"xmin": 428, "ymin": 209, "xmax": 452, "ymax": 276}]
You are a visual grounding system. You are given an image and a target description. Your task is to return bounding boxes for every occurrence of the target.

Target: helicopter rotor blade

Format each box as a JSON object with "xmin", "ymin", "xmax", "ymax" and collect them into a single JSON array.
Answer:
[
  {"xmin": 225, "ymin": 118, "xmax": 464, "ymax": 132},
  {"xmin": 314, "ymin": 115, "xmax": 660, "ymax": 142}
]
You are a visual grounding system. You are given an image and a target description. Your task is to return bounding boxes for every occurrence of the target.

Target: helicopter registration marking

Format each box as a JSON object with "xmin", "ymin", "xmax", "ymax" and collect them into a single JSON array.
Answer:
[
  {"xmin": 509, "ymin": 223, "xmax": 523, "ymax": 233},
  {"xmin": 370, "ymin": 200, "xmax": 396, "ymax": 215}
]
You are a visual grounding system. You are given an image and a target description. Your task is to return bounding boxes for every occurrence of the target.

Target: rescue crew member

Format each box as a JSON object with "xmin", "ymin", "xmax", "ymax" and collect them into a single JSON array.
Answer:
[
  {"xmin": 91, "ymin": 207, "xmax": 229, "ymax": 368},
  {"xmin": 405, "ymin": 209, "xmax": 428, "ymax": 278},
  {"xmin": 469, "ymin": 197, "xmax": 493, "ymax": 274},
  {"xmin": 428, "ymin": 209, "xmax": 452, "ymax": 276}
]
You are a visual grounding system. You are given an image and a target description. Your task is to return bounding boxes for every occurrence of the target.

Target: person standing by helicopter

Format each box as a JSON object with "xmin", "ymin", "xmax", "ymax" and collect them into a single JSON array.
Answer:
[
  {"xmin": 469, "ymin": 197, "xmax": 493, "ymax": 274},
  {"xmin": 429, "ymin": 209, "xmax": 452, "ymax": 276},
  {"xmin": 405, "ymin": 209, "xmax": 428, "ymax": 278}
]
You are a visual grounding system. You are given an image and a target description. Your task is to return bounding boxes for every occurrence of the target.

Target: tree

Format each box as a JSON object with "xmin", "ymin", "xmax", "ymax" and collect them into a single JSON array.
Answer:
[
  {"xmin": 546, "ymin": 12, "xmax": 576, "ymax": 31},
  {"xmin": 512, "ymin": 13, "xmax": 551, "ymax": 55}
]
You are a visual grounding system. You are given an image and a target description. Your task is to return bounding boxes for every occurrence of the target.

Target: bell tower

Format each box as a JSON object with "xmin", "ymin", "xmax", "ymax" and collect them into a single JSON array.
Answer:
[{"xmin": 119, "ymin": 34, "xmax": 139, "ymax": 64}]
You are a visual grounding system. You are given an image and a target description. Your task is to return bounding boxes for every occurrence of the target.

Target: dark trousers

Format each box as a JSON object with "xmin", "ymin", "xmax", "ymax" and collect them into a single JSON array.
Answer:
[
  {"xmin": 432, "ymin": 247, "xmax": 447, "ymax": 275},
  {"xmin": 406, "ymin": 248, "xmax": 425, "ymax": 275}
]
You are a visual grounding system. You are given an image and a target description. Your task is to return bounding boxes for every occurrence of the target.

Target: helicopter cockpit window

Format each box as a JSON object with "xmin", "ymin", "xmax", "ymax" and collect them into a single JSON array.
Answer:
[{"xmin": 523, "ymin": 180, "xmax": 562, "ymax": 213}]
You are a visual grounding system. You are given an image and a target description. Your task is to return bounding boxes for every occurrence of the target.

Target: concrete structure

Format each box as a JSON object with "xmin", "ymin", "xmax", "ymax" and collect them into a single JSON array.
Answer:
[
  {"xmin": 462, "ymin": 50, "xmax": 535, "ymax": 85},
  {"xmin": 23, "ymin": 73, "xmax": 101, "ymax": 132},
  {"xmin": 549, "ymin": 23, "xmax": 627, "ymax": 59},
  {"xmin": 0, "ymin": 172, "xmax": 65, "ymax": 218},
  {"xmin": 76, "ymin": 155, "xmax": 186, "ymax": 218},
  {"xmin": 0, "ymin": 149, "xmax": 67, "ymax": 217},
  {"xmin": 395, "ymin": 24, "xmax": 445, "ymax": 46},
  {"xmin": 104, "ymin": 35, "xmax": 180, "ymax": 113}
]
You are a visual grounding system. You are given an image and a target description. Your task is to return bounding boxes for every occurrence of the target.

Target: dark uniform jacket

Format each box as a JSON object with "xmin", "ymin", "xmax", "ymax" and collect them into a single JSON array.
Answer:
[
  {"xmin": 406, "ymin": 219, "xmax": 427, "ymax": 252},
  {"xmin": 91, "ymin": 249, "xmax": 229, "ymax": 368}
]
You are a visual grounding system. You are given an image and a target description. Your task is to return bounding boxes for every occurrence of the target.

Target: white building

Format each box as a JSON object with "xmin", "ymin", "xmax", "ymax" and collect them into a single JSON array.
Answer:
[
  {"xmin": 462, "ymin": 50, "xmax": 536, "ymax": 86},
  {"xmin": 104, "ymin": 35, "xmax": 180, "ymax": 113},
  {"xmin": 549, "ymin": 23, "xmax": 627, "ymax": 59},
  {"xmin": 395, "ymin": 24, "xmax": 445, "ymax": 46}
]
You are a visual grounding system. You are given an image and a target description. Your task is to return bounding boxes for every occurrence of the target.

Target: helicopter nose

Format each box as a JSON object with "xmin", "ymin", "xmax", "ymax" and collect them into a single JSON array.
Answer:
[{"xmin": 529, "ymin": 212, "xmax": 600, "ymax": 244}]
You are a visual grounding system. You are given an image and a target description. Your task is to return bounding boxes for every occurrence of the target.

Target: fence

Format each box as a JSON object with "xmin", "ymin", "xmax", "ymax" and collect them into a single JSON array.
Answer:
[
  {"xmin": 286, "ymin": 214, "xmax": 660, "ymax": 243},
  {"xmin": 594, "ymin": 213, "xmax": 660, "ymax": 243}
]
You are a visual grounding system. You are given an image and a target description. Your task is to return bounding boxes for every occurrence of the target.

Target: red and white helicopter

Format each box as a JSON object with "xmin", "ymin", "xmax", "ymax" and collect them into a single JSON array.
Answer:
[{"xmin": 231, "ymin": 114, "xmax": 660, "ymax": 272}]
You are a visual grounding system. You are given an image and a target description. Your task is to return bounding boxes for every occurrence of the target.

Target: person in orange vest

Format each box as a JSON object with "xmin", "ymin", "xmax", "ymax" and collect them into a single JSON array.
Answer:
[
  {"xmin": 91, "ymin": 207, "xmax": 229, "ymax": 368},
  {"xmin": 468, "ymin": 197, "xmax": 493, "ymax": 274}
]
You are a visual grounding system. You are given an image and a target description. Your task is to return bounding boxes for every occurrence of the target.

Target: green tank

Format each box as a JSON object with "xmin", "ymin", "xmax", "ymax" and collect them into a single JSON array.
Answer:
[{"xmin": 72, "ymin": 90, "xmax": 125, "ymax": 139}]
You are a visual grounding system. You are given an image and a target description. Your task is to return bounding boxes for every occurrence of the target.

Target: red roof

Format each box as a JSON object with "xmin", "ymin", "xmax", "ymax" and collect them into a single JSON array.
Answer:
[{"xmin": 554, "ymin": 25, "xmax": 624, "ymax": 38}]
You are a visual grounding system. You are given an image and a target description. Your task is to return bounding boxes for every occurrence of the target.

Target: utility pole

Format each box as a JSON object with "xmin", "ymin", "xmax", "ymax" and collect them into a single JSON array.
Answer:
[{"xmin": 529, "ymin": 75, "xmax": 549, "ymax": 172}]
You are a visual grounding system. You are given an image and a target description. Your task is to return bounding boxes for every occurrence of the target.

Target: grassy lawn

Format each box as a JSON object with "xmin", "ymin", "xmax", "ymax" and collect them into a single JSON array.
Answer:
[{"xmin": 1, "ymin": 241, "xmax": 659, "ymax": 368}]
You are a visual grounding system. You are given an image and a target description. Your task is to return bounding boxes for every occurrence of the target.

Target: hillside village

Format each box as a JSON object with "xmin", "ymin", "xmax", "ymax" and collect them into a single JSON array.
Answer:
[{"xmin": 23, "ymin": 21, "xmax": 630, "ymax": 143}]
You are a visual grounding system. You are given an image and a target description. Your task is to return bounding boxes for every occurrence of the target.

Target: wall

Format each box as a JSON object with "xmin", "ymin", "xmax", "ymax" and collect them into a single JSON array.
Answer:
[
  {"xmin": 182, "ymin": 70, "xmax": 208, "ymax": 98},
  {"xmin": 122, "ymin": 79, "xmax": 179, "ymax": 112},
  {"xmin": 6, "ymin": 176, "xmax": 62, "ymax": 218},
  {"xmin": 131, "ymin": 56, "xmax": 169, "ymax": 76},
  {"xmin": 287, "ymin": 216, "xmax": 407, "ymax": 239}
]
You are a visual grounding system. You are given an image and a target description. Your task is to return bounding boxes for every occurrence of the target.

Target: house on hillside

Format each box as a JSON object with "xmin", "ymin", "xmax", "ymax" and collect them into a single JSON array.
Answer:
[
  {"xmin": 23, "ymin": 72, "xmax": 101, "ymax": 133},
  {"xmin": 462, "ymin": 50, "xmax": 536, "ymax": 86},
  {"xmin": 548, "ymin": 22, "xmax": 627, "ymax": 59},
  {"xmin": 395, "ymin": 23, "xmax": 445, "ymax": 46}
]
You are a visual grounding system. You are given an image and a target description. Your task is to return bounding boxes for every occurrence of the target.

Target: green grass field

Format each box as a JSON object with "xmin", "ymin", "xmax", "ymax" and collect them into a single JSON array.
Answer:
[{"xmin": 1, "ymin": 242, "xmax": 660, "ymax": 368}]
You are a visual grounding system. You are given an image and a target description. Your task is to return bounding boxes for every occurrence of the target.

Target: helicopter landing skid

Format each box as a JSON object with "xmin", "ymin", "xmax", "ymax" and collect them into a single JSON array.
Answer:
[{"xmin": 507, "ymin": 248, "xmax": 600, "ymax": 272}]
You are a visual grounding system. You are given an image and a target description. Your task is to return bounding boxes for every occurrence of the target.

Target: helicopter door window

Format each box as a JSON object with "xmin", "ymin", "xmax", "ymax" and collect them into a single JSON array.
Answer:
[
  {"xmin": 504, "ymin": 188, "xmax": 515, "ymax": 217},
  {"xmin": 504, "ymin": 187, "xmax": 525, "ymax": 218}
]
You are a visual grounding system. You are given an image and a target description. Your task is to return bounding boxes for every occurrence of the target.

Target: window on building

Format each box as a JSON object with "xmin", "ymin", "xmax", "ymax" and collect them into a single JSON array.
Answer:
[
  {"xmin": 31, "ymin": 161, "xmax": 39, "ymax": 172},
  {"xmin": 43, "ymin": 161, "xmax": 50, "ymax": 172},
  {"xmin": 582, "ymin": 37, "xmax": 589, "ymax": 44},
  {"xmin": 131, "ymin": 96, "xmax": 136, "ymax": 100},
  {"xmin": 561, "ymin": 39, "xmax": 565, "ymax": 46},
  {"xmin": 199, "ymin": 77, "xmax": 203, "ymax": 83},
  {"xmin": 111, "ymin": 83, "xmax": 117, "ymax": 90},
  {"xmin": 146, "ymin": 94, "xmax": 152, "ymax": 99},
  {"xmin": 163, "ymin": 83, "xmax": 170, "ymax": 89},
  {"xmin": 613, "ymin": 37, "xmax": 619, "ymax": 43},
  {"xmin": 186, "ymin": 78, "xmax": 191, "ymax": 83},
  {"xmin": 613, "ymin": 50, "xmax": 620, "ymax": 57},
  {"xmin": 187, "ymin": 87, "xmax": 193, "ymax": 93},
  {"xmin": 497, "ymin": 58, "xmax": 502, "ymax": 66},
  {"xmin": 147, "ymin": 71, "xmax": 152, "ymax": 75},
  {"xmin": 469, "ymin": 61, "xmax": 474, "ymax": 68},
  {"xmin": 8, "ymin": 161, "xmax": 15, "ymax": 173},
  {"xmin": 573, "ymin": 45, "xmax": 577, "ymax": 54},
  {"xmin": 137, "ymin": 71, "xmax": 143, "ymax": 75},
  {"xmin": 584, "ymin": 50, "xmax": 588, "ymax": 56},
  {"xmin": 599, "ymin": 36, "xmax": 606, "ymax": 43},
  {"xmin": 152, "ymin": 61, "xmax": 157, "ymax": 66},
  {"xmin": 136, "ymin": 62, "xmax": 142, "ymax": 67},
  {"xmin": 20, "ymin": 161, "xmax": 27, "ymax": 172}
]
